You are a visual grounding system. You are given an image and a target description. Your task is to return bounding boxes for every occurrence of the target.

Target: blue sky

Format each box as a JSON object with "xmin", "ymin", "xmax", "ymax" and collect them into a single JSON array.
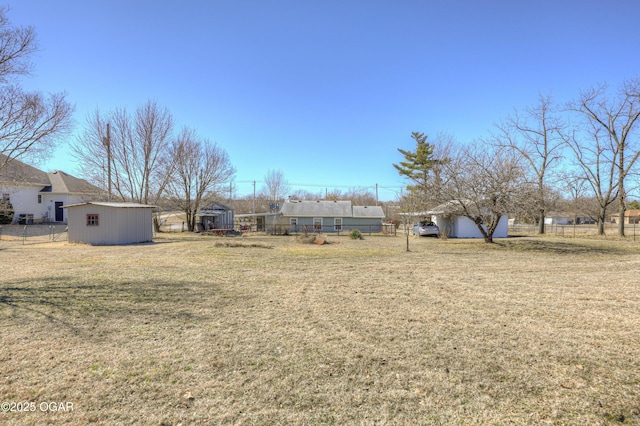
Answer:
[{"xmin": 6, "ymin": 0, "xmax": 640, "ymax": 201}]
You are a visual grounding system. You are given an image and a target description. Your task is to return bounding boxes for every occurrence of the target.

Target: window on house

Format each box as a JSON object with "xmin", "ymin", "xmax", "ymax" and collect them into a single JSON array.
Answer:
[
  {"xmin": 86, "ymin": 214, "xmax": 99, "ymax": 226},
  {"xmin": 2, "ymin": 193, "xmax": 9, "ymax": 202},
  {"xmin": 313, "ymin": 217, "xmax": 323, "ymax": 231},
  {"xmin": 37, "ymin": 194, "xmax": 42, "ymax": 204},
  {"xmin": 334, "ymin": 218, "xmax": 343, "ymax": 231}
]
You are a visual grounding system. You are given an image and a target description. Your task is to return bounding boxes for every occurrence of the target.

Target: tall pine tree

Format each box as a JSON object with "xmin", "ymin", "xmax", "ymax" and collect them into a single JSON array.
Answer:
[{"xmin": 393, "ymin": 132, "xmax": 443, "ymax": 202}]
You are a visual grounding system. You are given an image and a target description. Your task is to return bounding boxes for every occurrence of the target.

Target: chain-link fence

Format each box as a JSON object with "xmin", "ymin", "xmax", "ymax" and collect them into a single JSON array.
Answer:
[
  {"xmin": 0, "ymin": 224, "xmax": 68, "ymax": 244},
  {"xmin": 509, "ymin": 223, "xmax": 639, "ymax": 240}
]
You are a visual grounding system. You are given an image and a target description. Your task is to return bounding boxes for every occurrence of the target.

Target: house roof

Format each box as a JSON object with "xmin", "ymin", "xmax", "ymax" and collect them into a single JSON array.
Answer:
[
  {"xmin": 281, "ymin": 200, "xmax": 353, "ymax": 217},
  {"xmin": 46, "ymin": 170, "xmax": 102, "ymax": 194},
  {"xmin": 200, "ymin": 201, "xmax": 233, "ymax": 211},
  {"xmin": 0, "ymin": 154, "xmax": 102, "ymax": 195},
  {"xmin": 353, "ymin": 205, "xmax": 385, "ymax": 218},
  {"xmin": 0, "ymin": 154, "xmax": 49, "ymax": 186},
  {"xmin": 280, "ymin": 200, "xmax": 385, "ymax": 219},
  {"xmin": 63, "ymin": 202, "xmax": 156, "ymax": 209}
]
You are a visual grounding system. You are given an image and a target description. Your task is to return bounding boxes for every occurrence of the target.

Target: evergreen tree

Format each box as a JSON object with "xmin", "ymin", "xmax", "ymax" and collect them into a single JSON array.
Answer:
[{"xmin": 393, "ymin": 132, "xmax": 447, "ymax": 204}]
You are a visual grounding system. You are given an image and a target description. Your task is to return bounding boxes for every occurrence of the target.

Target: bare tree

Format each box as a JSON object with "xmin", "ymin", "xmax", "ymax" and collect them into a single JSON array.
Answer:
[
  {"xmin": 289, "ymin": 188, "xmax": 322, "ymax": 200},
  {"xmin": 343, "ymin": 187, "xmax": 377, "ymax": 205},
  {"xmin": 433, "ymin": 142, "xmax": 527, "ymax": 243},
  {"xmin": 493, "ymin": 94, "xmax": 565, "ymax": 233},
  {"xmin": 70, "ymin": 109, "xmax": 110, "ymax": 192},
  {"xmin": 558, "ymin": 173, "xmax": 597, "ymax": 224},
  {"xmin": 561, "ymin": 121, "xmax": 619, "ymax": 235},
  {"xmin": 71, "ymin": 100, "xmax": 175, "ymax": 205},
  {"xmin": 261, "ymin": 169, "xmax": 290, "ymax": 204},
  {"xmin": 567, "ymin": 79, "xmax": 640, "ymax": 236},
  {"xmin": 0, "ymin": 7, "xmax": 73, "ymax": 171},
  {"xmin": 166, "ymin": 127, "xmax": 235, "ymax": 232}
]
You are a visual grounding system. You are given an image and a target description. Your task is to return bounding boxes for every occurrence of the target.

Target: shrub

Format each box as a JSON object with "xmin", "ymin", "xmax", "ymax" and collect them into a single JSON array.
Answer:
[
  {"xmin": 349, "ymin": 229, "xmax": 364, "ymax": 240},
  {"xmin": 0, "ymin": 200, "xmax": 14, "ymax": 224}
]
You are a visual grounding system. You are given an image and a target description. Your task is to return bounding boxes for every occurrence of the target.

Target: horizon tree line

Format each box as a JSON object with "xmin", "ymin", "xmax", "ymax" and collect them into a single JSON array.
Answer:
[{"xmin": 395, "ymin": 77, "xmax": 640, "ymax": 242}]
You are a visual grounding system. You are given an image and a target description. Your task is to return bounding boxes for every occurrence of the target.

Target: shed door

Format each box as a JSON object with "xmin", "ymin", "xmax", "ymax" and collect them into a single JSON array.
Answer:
[{"xmin": 55, "ymin": 202, "xmax": 64, "ymax": 222}]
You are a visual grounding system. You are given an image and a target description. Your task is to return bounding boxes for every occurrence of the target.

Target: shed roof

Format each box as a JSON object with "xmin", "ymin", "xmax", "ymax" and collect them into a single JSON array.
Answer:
[{"xmin": 63, "ymin": 202, "xmax": 156, "ymax": 209}]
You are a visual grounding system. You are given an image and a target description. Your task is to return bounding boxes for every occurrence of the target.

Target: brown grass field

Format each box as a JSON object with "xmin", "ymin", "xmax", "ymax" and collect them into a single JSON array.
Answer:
[{"xmin": 1, "ymin": 233, "xmax": 639, "ymax": 425}]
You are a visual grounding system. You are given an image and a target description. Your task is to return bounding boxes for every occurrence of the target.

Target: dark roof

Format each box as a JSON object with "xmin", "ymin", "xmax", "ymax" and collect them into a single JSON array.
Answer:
[
  {"xmin": 0, "ymin": 154, "xmax": 49, "ymax": 186},
  {"xmin": 200, "ymin": 201, "xmax": 233, "ymax": 211},
  {"xmin": 0, "ymin": 154, "xmax": 102, "ymax": 195},
  {"xmin": 47, "ymin": 170, "xmax": 101, "ymax": 194}
]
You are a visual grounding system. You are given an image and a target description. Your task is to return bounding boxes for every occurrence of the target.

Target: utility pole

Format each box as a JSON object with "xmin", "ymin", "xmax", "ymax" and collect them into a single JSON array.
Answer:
[
  {"xmin": 253, "ymin": 181, "xmax": 256, "ymax": 213},
  {"xmin": 102, "ymin": 123, "xmax": 112, "ymax": 201},
  {"xmin": 376, "ymin": 183, "xmax": 379, "ymax": 206}
]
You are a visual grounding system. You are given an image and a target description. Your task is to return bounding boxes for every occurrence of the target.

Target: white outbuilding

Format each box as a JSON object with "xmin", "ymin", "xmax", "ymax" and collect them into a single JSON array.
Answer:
[{"xmin": 63, "ymin": 202, "xmax": 155, "ymax": 245}]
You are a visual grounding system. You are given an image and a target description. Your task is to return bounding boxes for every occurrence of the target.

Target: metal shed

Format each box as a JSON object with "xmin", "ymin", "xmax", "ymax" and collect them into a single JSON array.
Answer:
[{"xmin": 63, "ymin": 202, "xmax": 155, "ymax": 245}]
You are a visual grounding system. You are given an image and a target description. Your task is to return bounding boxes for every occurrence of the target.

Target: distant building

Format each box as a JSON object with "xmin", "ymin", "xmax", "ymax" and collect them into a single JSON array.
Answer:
[
  {"xmin": 610, "ymin": 209, "xmax": 640, "ymax": 225},
  {"xmin": 195, "ymin": 201, "xmax": 234, "ymax": 232}
]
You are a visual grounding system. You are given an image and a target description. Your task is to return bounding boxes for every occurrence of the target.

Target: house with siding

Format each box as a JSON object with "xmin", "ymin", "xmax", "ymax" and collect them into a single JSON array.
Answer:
[
  {"xmin": 195, "ymin": 201, "xmax": 235, "ymax": 232},
  {"xmin": 0, "ymin": 154, "xmax": 102, "ymax": 224},
  {"xmin": 278, "ymin": 199, "xmax": 385, "ymax": 233}
]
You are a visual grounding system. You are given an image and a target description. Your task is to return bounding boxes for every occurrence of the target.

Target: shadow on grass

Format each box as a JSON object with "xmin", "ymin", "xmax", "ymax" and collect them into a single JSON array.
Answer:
[
  {"xmin": 0, "ymin": 276, "xmax": 229, "ymax": 338},
  {"xmin": 494, "ymin": 238, "xmax": 634, "ymax": 255}
]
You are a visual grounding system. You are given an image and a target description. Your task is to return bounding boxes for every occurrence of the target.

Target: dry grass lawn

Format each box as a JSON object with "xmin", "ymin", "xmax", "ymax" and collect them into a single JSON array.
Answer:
[{"xmin": 1, "ymin": 233, "xmax": 639, "ymax": 425}]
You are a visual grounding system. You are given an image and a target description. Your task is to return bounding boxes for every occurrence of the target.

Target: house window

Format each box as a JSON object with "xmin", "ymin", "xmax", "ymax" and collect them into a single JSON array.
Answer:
[
  {"xmin": 313, "ymin": 217, "xmax": 323, "ymax": 231},
  {"xmin": 37, "ymin": 194, "xmax": 42, "ymax": 204},
  {"xmin": 86, "ymin": 214, "xmax": 99, "ymax": 226},
  {"xmin": 334, "ymin": 218, "xmax": 343, "ymax": 231},
  {"xmin": 290, "ymin": 218, "xmax": 297, "ymax": 226},
  {"xmin": 2, "ymin": 193, "xmax": 9, "ymax": 202}
]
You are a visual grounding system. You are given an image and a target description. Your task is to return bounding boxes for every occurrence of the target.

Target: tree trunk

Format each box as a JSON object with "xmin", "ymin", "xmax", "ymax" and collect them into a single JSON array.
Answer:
[
  {"xmin": 538, "ymin": 209, "xmax": 545, "ymax": 234},
  {"xmin": 618, "ymin": 193, "xmax": 626, "ymax": 237},
  {"xmin": 153, "ymin": 214, "xmax": 161, "ymax": 233},
  {"xmin": 597, "ymin": 208, "xmax": 606, "ymax": 235}
]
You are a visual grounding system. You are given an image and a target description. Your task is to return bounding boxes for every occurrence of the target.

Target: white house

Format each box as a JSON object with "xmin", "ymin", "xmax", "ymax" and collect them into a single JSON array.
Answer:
[
  {"xmin": 63, "ymin": 202, "xmax": 155, "ymax": 245},
  {"xmin": 0, "ymin": 155, "xmax": 102, "ymax": 224}
]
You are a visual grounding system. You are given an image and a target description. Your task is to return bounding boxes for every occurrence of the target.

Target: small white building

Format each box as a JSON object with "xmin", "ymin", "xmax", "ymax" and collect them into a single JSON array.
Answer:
[
  {"xmin": 424, "ymin": 200, "xmax": 509, "ymax": 239},
  {"xmin": 63, "ymin": 202, "xmax": 155, "ymax": 245},
  {"xmin": 431, "ymin": 214, "xmax": 509, "ymax": 238}
]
